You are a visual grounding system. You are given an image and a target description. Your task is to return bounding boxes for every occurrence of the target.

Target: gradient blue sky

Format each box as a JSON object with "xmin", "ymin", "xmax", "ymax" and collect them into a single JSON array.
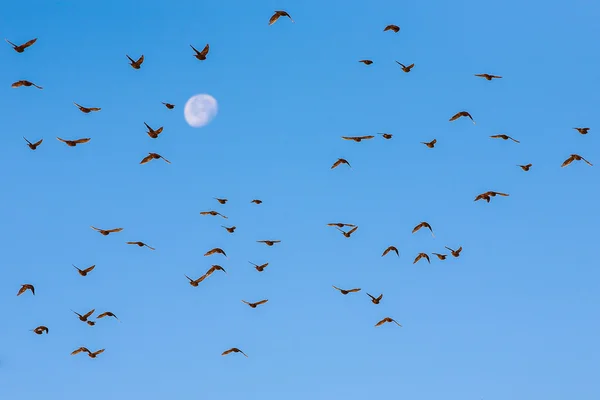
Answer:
[{"xmin": 2, "ymin": 1, "xmax": 599, "ymax": 399}]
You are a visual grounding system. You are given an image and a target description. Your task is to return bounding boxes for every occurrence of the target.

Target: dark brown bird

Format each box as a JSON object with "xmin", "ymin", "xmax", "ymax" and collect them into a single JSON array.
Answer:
[
  {"xmin": 17, "ymin": 284, "xmax": 35, "ymax": 296},
  {"xmin": 337, "ymin": 226, "xmax": 358, "ymax": 238},
  {"xmin": 144, "ymin": 122, "xmax": 163, "ymax": 139},
  {"xmin": 86, "ymin": 320, "xmax": 96, "ymax": 326},
  {"xmin": 222, "ymin": 347, "xmax": 248, "ymax": 357},
  {"xmin": 205, "ymin": 265, "xmax": 227, "ymax": 276},
  {"xmin": 359, "ymin": 59, "xmax": 373, "ymax": 65},
  {"xmin": 191, "ymin": 44, "xmax": 209, "ymax": 61},
  {"xmin": 5, "ymin": 38, "xmax": 37, "ymax": 53},
  {"xmin": 367, "ymin": 293, "xmax": 383, "ymax": 304},
  {"xmin": 97, "ymin": 311, "xmax": 120, "ymax": 321},
  {"xmin": 91, "ymin": 226, "xmax": 123, "ymax": 236},
  {"xmin": 445, "ymin": 246, "xmax": 462, "ymax": 257},
  {"xmin": 249, "ymin": 261, "xmax": 269, "ymax": 272},
  {"xmin": 126, "ymin": 54, "xmax": 144, "ymax": 69},
  {"xmin": 413, "ymin": 253, "xmax": 430, "ymax": 264},
  {"xmin": 185, "ymin": 274, "xmax": 206, "ymax": 287},
  {"xmin": 162, "ymin": 102, "xmax": 175, "ymax": 109},
  {"xmin": 214, "ymin": 198, "xmax": 228, "ymax": 204},
  {"xmin": 474, "ymin": 191, "xmax": 509, "ymax": 203},
  {"xmin": 375, "ymin": 317, "xmax": 402, "ymax": 327},
  {"xmin": 327, "ymin": 223, "xmax": 356, "ymax": 228},
  {"xmin": 269, "ymin": 10, "xmax": 294, "ymax": 25},
  {"xmin": 331, "ymin": 158, "xmax": 351, "ymax": 169},
  {"xmin": 518, "ymin": 163, "xmax": 532, "ymax": 171},
  {"xmin": 72, "ymin": 309, "xmax": 95, "ymax": 322},
  {"xmin": 140, "ymin": 152, "xmax": 170, "ymax": 164},
  {"xmin": 449, "ymin": 111, "xmax": 475, "ymax": 124},
  {"xmin": 382, "ymin": 246, "xmax": 399, "ymax": 257},
  {"xmin": 490, "ymin": 134, "xmax": 519, "ymax": 143},
  {"xmin": 204, "ymin": 247, "xmax": 227, "ymax": 258},
  {"xmin": 384, "ymin": 24, "xmax": 400, "ymax": 33},
  {"xmin": 12, "ymin": 80, "xmax": 43, "ymax": 89},
  {"xmin": 573, "ymin": 127, "xmax": 590, "ymax": 135},
  {"xmin": 242, "ymin": 299, "xmax": 268, "ymax": 308},
  {"xmin": 126, "ymin": 241, "xmax": 155, "ymax": 250},
  {"xmin": 251, "ymin": 199, "xmax": 263, "ymax": 204},
  {"xmin": 71, "ymin": 347, "xmax": 104, "ymax": 358},
  {"xmin": 200, "ymin": 210, "xmax": 228, "ymax": 218},
  {"xmin": 332, "ymin": 285, "xmax": 361, "ymax": 295},
  {"xmin": 222, "ymin": 225, "xmax": 236, "ymax": 233},
  {"xmin": 412, "ymin": 222, "xmax": 434, "ymax": 237},
  {"xmin": 432, "ymin": 253, "xmax": 447, "ymax": 260},
  {"xmin": 23, "ymin": 137, "xmax": 43, "ymax": 150},
  {"xmin": 562, "ymin": 154, "xmax": 593, "ymax": 167},
  {"xmin": 395, "ymin": 61, "xmax": 414, "ymax": 72},
  {"xmin": 474, "ymin": 73, "xmax": 502, "ymax": 81},
  {"xmin": 31, "ymin": 326, "xmax": 49, "ymax": 335},
  {"xmin": 73, "ymin": 264, "xmax": 95, "ymax": 276},
  {"xmin": 378, "ymin": 133, "xmax": 393, "ymax": 139},
  {"xmin": 257, "ymin": 240, "xmax": 281, "ymax": 246},
  {"xmin": 422, "ymin": 139, "xmax": 437, "ymax": 148},
  {"xmin": 73, "ymin": 102, "xmax": 101, "ymax": 113},
  {"xmin": 341, "ymin": 135, "xmax": 375, "ymax": 142},
  {"xmin": 57, "ymin": 137, "xmax": 91, "ymax": 147}
]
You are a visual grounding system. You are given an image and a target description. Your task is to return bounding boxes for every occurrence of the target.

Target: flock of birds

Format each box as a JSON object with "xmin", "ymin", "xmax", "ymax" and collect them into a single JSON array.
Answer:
[{"xmin": 8, "ymin": 8, "xmax": 594, "ymax": 362}]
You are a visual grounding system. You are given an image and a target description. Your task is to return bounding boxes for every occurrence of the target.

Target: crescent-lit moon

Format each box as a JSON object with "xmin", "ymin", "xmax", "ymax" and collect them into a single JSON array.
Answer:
[{"xmin": 184, "ymin": 94, "xmax": 218, "ymax": 128}]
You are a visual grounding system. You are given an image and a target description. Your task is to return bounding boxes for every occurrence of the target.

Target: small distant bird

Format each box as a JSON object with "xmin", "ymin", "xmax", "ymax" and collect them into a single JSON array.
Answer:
[
  {"xmin": 72, "ymin": 309, "xmax": 95, "ymax": 322},
  {"xmin": 5, "ymin": 38, "xmax": 37, "ymax": 53},
  {"xmin": 126, "ymin": 54, "xmax": 144, "ymax": 69},
  {"xmin": 573, "ymin": 127, "xmax": 590, "ymax": 135},
  {"xmin": 384, "ymin": 24, "xmax": 400, "ymax": 33},
  {"xmin": 269, "ymin": 10, "xmax": 294, "ymax": 25},
  {"xmin": 331, "ymin": 158, "xmax": 351, "ymax": 169},
  {"xmin": 327, "ymin": 223, "xmax": 356, "ymax": 228},
  {"xmin": 31, "ymin": 326, "xmax": 48, "ymax": 335},
  {"xmin": 200, "ymin": 210, "xmax": 228, "ymax": 218},
  {"xmin": 375, "ymin": 317, "xmax": 402, "ymax": 327},
  {"xmin": 12, "ymin": 80, "xmax": 42, "ymax": 89},
  {"xmin": 518, "ymin": 163, "xmax": 532, "ymax": 171},
  {"xmin": 251, "ymin": 199, "xmax": 263, "ymax": 204},
  {"xmin": 332, "ymin": 285, "xmax": 361, "ymax": 295},
  {"xmin": 17, "ymin": 284, "xmax": 35, "ymax": 296},
  {"xmin": 395, "ymin": 61, "xmax": 414, "ymax": 72},
  {"xmin": 413, "ymin": 253, "xmax": 430, "ymax": 264},
  {"xmin": 126, "ymin": 241, "xmax": 155, "ymax": 250},
  {"xmin": 382, "ymin": 246, "xmax": 399, "ymax": 257},
  {"xmin": 474, "ymin": 191, "xmax": 509, "ymax": 203},
  {"xmin": 204, "ymin": 247, "xmax": 227, "ymax": 258},
  {"xmin": 432, "ymin": 253, "xmax": 447, "ymax": 260},
  {"xmin": 222, "ymin": 225, "xmax": 236, "ymax": 233},
  {"xmin": 474, "ymin": 73, "xmax": 502, "ymax": 81},
  {"xmin": 337, "ymin": 226, "xmax": 358, "ymax": 238},
  {"xmin": 367, "ymin": 293, "xmax": 383, "ymax": 304},
  {"xmin": 71, "ymin": 347, "xmax": 104, "ymax": 358},
  {"xmin": 73, "ymin": 264, "xmax": 95, "ymax": 276},
  {"xmin": 378, "ymin": 133, "xmax": 393, "ymax": 139},
  {"xmin": 242, "ymin": 299, "xmax": 268, "ymax": 308},
  {"xmin": 249, "ymin": 261, "xmax": 269, "ymax": 272},
  {"xmin": 215, "ymin": 198, "xmax": 228, "ymax": 204},
  {"xmin": 23, "ymin": 137, "xmax": 43, "ymax": 150},
  {"xmin": 162, "ymin": 102, "xmax": 175, "ymax": 109},
  {"xmin": 422, "ymin": 139, "xmax": 437, "ymax": 148},
  {"xmin": 449, "ymin": 111, "xmax": 475, "ymax": 124},
  {"xmin": 97, "ymin": 311, "xmax": 120, "ymax": 321},
  {"xmin": 490, "ymin": 134, "xmax": 519, "ymax": 143},
  {"xmin": 359, "ymin": 59, "xmax": 373, "ymax": 65},
  {"xmin": 562, "ymin": 154, "xmax": 593, "ymax": 167},
  {"xmin": 412, "ymin": 221, "xmax": 434, "ymax": 237},
  {"xmin": 222, "ymin": 347, "xmax": 248, "ymax": 357},
  {"xmin": 445, "ymin": 246, "xmax": 462, "ymax": 257},
  {"xmin": 73, "ymin": 102, "xmax": 101, "ymax": 113},
  {"xmin": 185, "ymin": 274, "xmax": 206, "ymax": 287},
  {"xmin": 341, "ymin": 135, "xmax": 375, "ymax": 142},
  {"xmin": 140, "ymin": 152, "xmax": 170, "ymax": 164},
  {"xmin": 57, "ymin": 137, "xmax": 91, "ymax": 147},
  {"xmin": 144, "ymin": 122, "xmax": 163, "ymax": 139},
  {"xmin": 257, "ymin": 240, "xmax": 281, "ymax": 246},
  {"xmin": 191, "ymin": 44, "xmax": 209, "ymax": 61},
  {"xmin": 91, "ymin": 226, "xmax": 123, "ymax": 236},
  {"xmin": 205, "ymin": 265, "xmax": 227, "ymax": 276}
]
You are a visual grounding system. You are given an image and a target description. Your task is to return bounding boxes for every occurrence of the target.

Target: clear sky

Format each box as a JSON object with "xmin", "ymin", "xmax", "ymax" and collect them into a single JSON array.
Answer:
[{"xmin": 1, "ymin": 0, "xmax": 599, "ymax": 399}]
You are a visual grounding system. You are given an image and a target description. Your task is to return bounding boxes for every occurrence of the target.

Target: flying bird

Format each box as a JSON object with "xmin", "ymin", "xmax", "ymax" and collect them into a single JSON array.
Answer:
[
  {"xmin": 73, "ymin": 102, "xmax": 101, "ymax": 113},
  {"xmin": 257, "ymin": 240, "xmax": 281, "ymax": 246},
  {"xmin": 214, "ymin": 198, "xmax": 228, "ymax": 204},
  {"xmin": 12, "ymin": 80, "xmax": 43, "ymax": 89},
  {"xmin": 73, "ymin": 264, "xmax": 95, "ymax": 276},
  {"xmin": 205, "ymin": 265, "xmax": 227, "ymax": 276},
  {"xmin": 490, "ymin": 134, "xmax": 520, "ymax": 143},
  {"xmin": 474, "ymin": 191, "xmax": 509, "ymax": 203},
  {"xmin": 378, "ymin": 133, "xmax": 393, "ymax": 139},
  {"xmin": 327, "ymin": 223, "xmax": 356, "ymax": 228},
  {"xmin": 359, "ymin": 59, "xmax": 373, "ymax": 65},
  {"xmin": 126, "ymin": 241, "xmax": 155, "ymax": 250},
  {"xmin": 222, "ymin": 225, "xmax": 236, "ymax": 233},
  {"xmin": 432, "ymin": 253, "xmax": 447, "ymax": 260},
  {"xmin": 222, "ymin": 347, "xmax": 248, "ymax": 357},
  {"xmin": 17, "ymin": 284, "xmax": 35, "ymax": 296},
  {"xmin": 449, "ymin": 111, "xmax": 475, "ymax": 124},
  {"xmin": 269, "ymin": 10, "xmax": 294, "ymax": 25},
  {"xmin": 249, "ymin": 261, "xmax": 269, "ymax": 272},
  {"xmin": 337, "ymin": 226, "xmax": 358, "ymax": 238},
  {"xmin": 200, "ymin": 210, "xmax": 228, "ymax": 218},
  {"xmin": 331, "ymin": 158, "xmax": 351, "ymax": 169},
  {"xmin": 31, "ymin": 326, "xmax": 49, "ymax": 335},
  {"xmin": 395, "ymin": 61, "xmax": 414, "ymax": 72},
  {"xmin": 185, "ymin": 274, "xmax": 206, "ymax": 287},
  {"xmin": 518, "ymin": 163, "xmax": 533, "ymax": 171},
  {"xmin": 162, "ymin": 102, "xmax": 175, "ymax": 109},
  {"xmin": 23, "ymin": 137, "xmax": 43, "ymax": 150},
  {"xmin": 341, "ymin": 135, "xmax": 374, "ymax": 142},
  {"xmin": 382, "ymin": 246, "xmax": 399, "ymax": 257},
  {"xmin": 190, "ymin": 44, "xmax": 209, "ymax": 61},
  {"xmin": 72, "ymin": 309, "xmax": 95, "ymax": 322},
  {"xmin": 5, "ymin": 38, "xmax": 37, "ymax": 53},
  {"xmin": 144, "ymin": 122, "xmax": 163, "ymax": 139},
  {"xmin": 242, "ymin": 299, "xmax": 268, "ymax": 308},
  {"xmin": 474, "ymin": 73, "xmax": 502, "ymax": 80},
  {"xmin": 57, "ymin": 137, "xmax": 91, "ymax": 147},
  {"xmin": 422, "ymin": 139, "xmax": 437, "ymax": 148},
  {"xmin": 384, "ymin": 24, "xmax": 400, "ymax": 33},
  {"xmin": 375, "ymin": 317, "xmax": 402, "ymax": 327},
  {"xmin": 413, "ymin": 253, "xmax": 430, "ymax": 264},
  {"xmin": 573, "ymin": 127, "xmax": 590, "ymax": 135},
  {"xmin": 204, "ymin": 247, "xmax": 227, "ymax": 258},
  {"xmin": 126, "ymin": 54, "xmax": 144, "ymax": 69},
  {"xmin": 140, "ymin": 153, "xmax": 171, "ymax": 164},
  {"xmin": 71, "ymin": 347, "xmax": 104, "ymax": 358},
  {"xmin": 561, "ymin": 154, "xmax": 593, "ymax": 167},
  {"xmin": 445, "ymin": 246, "xmax": 462, "ymax": 257},
  {"xmin": 251, "ymin": 199, "xmax": 263, "ymax": 204},
  {"xmin": 97, "ymin": 312, "xmax": 120, "ymax": 321},
  {"xmin": 412, "ymin": 222, "xmax": 434, "ymax": 237},
  {"xmin": 367, "ymin": 293, "xmax": 383, "ymax": 304},
  {"xmin": 91, "ymin": 226, "xmax": 123, "ymax": 236},
  {"xmin": 332, "ymin": 285, "xmax": 361, "ymax": 295}
]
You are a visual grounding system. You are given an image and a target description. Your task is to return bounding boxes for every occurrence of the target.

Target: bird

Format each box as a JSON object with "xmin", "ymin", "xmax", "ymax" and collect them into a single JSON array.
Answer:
[
  {"xmin": 73, "ymin": 264, "xmax": 95, "ymax": 276},
  {"xmin": 71, "ymin": 347, "xmax": 105, "ymax": 358},
  {"xmin": 200, "ymin": 210, "xmax": 228, "ymax": 218},
  {"xmin": 204, "ymin": 247, "xmax": 227, "ymax": 258},
  {"xmin": 384, "ymin": 24, "xmax": 400, "ymax": 33},
  {"xmin": 474, "ymin": 191, "xmax": 509, "ymax": 203},
  {"xmin": 73, "ymin": 102, "xmax": 101, "ymax": 113},
  {"xmin": 140, "ymin": 153, "xmax": 171, "ymax": 164},
  {"xmin": 222, "ymin": 225, "xmax": 236, "ymax": 233},
  {"xmin": 251, "ymin": 199, "xmax": 263, "ymax": 204},
  {"xmin": 126, "ymin": 241, "xmax": 155, "ymax": 250},
  {"xmin": 518, "ymin": 163, "xmax": 533, "ymax": 171},
  {"xmin": 490, "ymin": 134, "xmax": 520, "ymax": 143},
  {"xmin": 378, "ymin": 133, "xmax": 393, "ymax": 139},
  {"xmin": 222, "ymin": 347, "xmax": 248, "ymax": 357},
  {"xmin": 561, "ymin": 154, "xmax": 593, "ymax": 167},
  {"xmin": 449, "ymin": 111, "xmax": 475, "ymax": 124},
  {"xmin": 327, "ymin": 223, "xmax": 356, "ymax": 228},
  {"xmin": 57, "ymin": 137, "xmax": 91, "ymax": 147},
  {"xmin": 144, "ymin": 122, "xmax": 163, "ymax": 139},
  {"xmin": 185, "ymin": 274, "xmax": 206, "ymax": 287},
  {"xmin": 5, "ymin": 38, "xmax": 37, "ymax": 53},
  {"xmin": 375, "ymin": 317, "xmax": 402, "ymax": 327},
  {"xmin": 395, "ymin": 61, "xmax": 414, "ymax": 72},
  {"xmin": 359, "ymin": 59, "xmax": 373, "ymax": 65},
  {"xmin": 331, "ymin": 158, "xmax": 351, "ymax": 169},
  {"xmin": 17, "ymin": 284, "xmax": 35, "ymax": 296},
  {"xmin": 249, "ymin": 262, "xmax": 269, "ymax": 272},
  {"xmin": 413, "ymin": 253, "xmax": 431, "ymax": 264},
  {"xmin": 257, "ymin": 240, "xmax": 281, "ymax": 246},
  {"xmin": 474, "ymin": 73, "xmax": 502, "ymax": 81},
  {"xmin": 12, "ymin": 80, "xmax": 43, "ymax": 89},
  {"xmin": 31, "ymin": 326, "xmax": 49, "ymax": 335},
  {"xmin": 126, "ymin": 54, "xmax": 144, "ymax": 69},
  {"xmin": 573, "ymin": 127, "xmax": 590, "ymax": 135},
  {"xmin": 412, "ymin": 221, "xmax": 434, "ymax": 237},
  {"xmin": 162, "ymin": 102, "xmax": 175, "ymax": 109},
  {"xmin": 341, "ymin": 135, "xmax": 375, "ymax": 142},
  {"xmin": 367, "ymin": 293, "xmax": 383, "ymax": 304},
  {"xmin": 190, "ymin": 44, "xmax": 210, "ymax": 61},
  {"xmin": 337, "ymin": 226, "xmax": 358, "ymax": 238},
  {"xmin": 91, "ymin": 226, "xmax": 123, "ymax": 236},
  {"xmin": 445, "ymin": 246, "xmax": 463, "ymax": 257},
  {"xmin": 242, "ymin": 299, "xmax": 268, "ymax": 308},
  {"xmin": 382, "ymin": 246, "xmax": 399, "ymax": 257},
  {"xmin": 332, "ymin": 285, "xmax": 361, "ymax": 295},
  {"xmin": 97, "ymin": 312, "xmax": 120, "ymax": 322},
  {"xmin": 72, "ymin": 309, "xmax": 95, "ymax": 322},
  {"xmin": 205, "ymin": 265, "xmax": 227, "ymax": 276},
  {"xmin": 214, "ymin": 198, "xmax": 228, "ymax": 204},
  {"xmin": 269, "ymin": 10, "xmax": 294, "ymax": 25},
  {"xmin": 422, "ymin": 139, "xmax": 437, "ymax": 148},
  {"xmin": 23, "ymin": 137, "xmax": 43, "ymax": 150},
  {"xmin": 432, "ymin": 253, "xmax": 447, "ymax": 260}
]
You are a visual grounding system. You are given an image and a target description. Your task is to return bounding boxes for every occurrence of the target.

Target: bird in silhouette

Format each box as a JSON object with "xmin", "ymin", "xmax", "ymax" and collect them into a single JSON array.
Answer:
[
  {"xmin": 518, "ymin": 163, "xmax": 532, "ymax": 171},
  {"xmin": 126, "ymin": 54, "xmax": 144, "ymax": 69},
  {"xmin": 332, "ymin": 285, "xmax": 361, "ymax": 295},
  {"xmin": 249, "ymin": 261, "xmax": 269, "ymax": 272},
  {"xmin": 57, "ymin": 137, "xmax": 91, "ymax": 147},
  {"xmin": 242, "ymin": 299, "xmax": 269, "ymax": 308},
  {"xmin": 328, "ymin": 222, "xmax": 356, "ymax": 228},
  {"xmin": 126, "ymin": 241, "xmax": 155, "ymax": 250},
  {"xmin": 257, "ymin": 240, "xmax": 281, "ymax": 246},
  {"xmin": 422, "ymin": 139, "xmax": 437, "ymax": 148},
  {"xmin": 337, "ymin": 226, "xmax": 358, "ymax": 238},
  {"xmin": 140, "ymin": 153, "xmax": 170, "ymax": 164},
  {"xmin": 17, "ymin": 284, "xmax": 35, "ymax": 296},
  {"xmin": 144, "ymin": 122, "xmax": 163, "ymax": 139},
  {"xmin": 191, "ymin": 44, "xmax": 210, "ymax": 61},
  {"xmin": 71, "ymin": 347, "xmax": 104, "ymax": 358},
  {"xmin": 490, "ymin": 134, "xmax": 520, "ymax": 143},
  {"xmin": 412, "ymin": 222, "xmax": 434, "ymax": 237},
  {"xmin": 573, "ymin": 127, "xmax": 590, "ymax": 135},
  {"xmin": 413, "ymin": 253, "xmax": 430, "ymax": 264},
  {"xmin": 73, "ymin": 264, "xmax": 95, "ymax": 276},
  {"xmin": 185, "ymin": 274, "xmax": 206, "ymax": 287},
  {"xmin": 222, "ymin": 347, "xmax": 248, "ymax": 357},
  {"xmin": 367, "ymin": 293, "xmax": 383, "ymax": 304},
  {"xmin": 72, "ymin": 309, "xmax": 95, "ymax": 322},
  {"xmin": 205, "ymin": 265, "xmax": 227, "ymax": 276},
  {"xmin": 395, "ymin": 61, "xmax": 414, "ymax": 72},
  {"xmin": 23, "ymin": 137, "xmax": 43, "ymax": 150},
  {"xmin": 474, "ymin": 191, "xmax": 509, "ymax": 203},
  {"xmin": 375, "ymin": 317, "xmax": 402, "ymax": 327},
  {"xmin": 269, "ymin": 10, "xmax": 294, "ymax": 25},
  {"xmin": 222, "ymin": 225, "xmax": 236, "ymax": 233},
  {"xmin": 341, "ymin": 135, "xmax": 375, "ymax": 142},
  {"xmin": 97, "ymin": 312, "xmax": 120, "ymax": 322},
  {"xmin": 91, "ymin": 226, "xmax": 123, "ymax": 236},
  {"xmin": 378, "ymin": 133, "xmax": 393, "ymax": 139},
  {"xmin": 5, "ymin": 38, "xmax": 37, "ymax": 53},
  {"xmin": 445, "ymin": 246, "xmax": 462, "ymax": 257},
  {"xmin": 214, "ymin": 198, "xmax": 228, "ymax": 204},
  {"xmin": 204, "ymin": 247, "xmax": 227, "ymax": 258},
  {"xmin": 162, "ymin": 102, "xmax": 175, "ymax": 109},
  {"xmin": 73, "ymin": 102, "xmax": 101, "ymax": 113},
  {"xmin": 331, "ymin": 158, "xmax": 351, "ymax": 169},
  {"xmin": 31, "ymin": 326, "xmax": 49, "ymax": 335},
  {"xmin": 431, "ymin": 253, "xmax": 447, "ymax": 260},
  {"xmin": 474, "ymin": 73, "xmax": 502, "ymax": 80},
  {"xmin": 384, "ymin": 24, "xmax": 400, "ymax": 33},
  {"xmin": 251, "ymin": 199, "xmax": 263, "ymax": 204},
  {"xmin": 359, "ymin": 59, "xmax": 373, "ymax": 65},
  {"xmin": 382, "ymin": 246, "xmax": 399, "ymax": 257},
  {"xmin": 12, "ymin": 80, "xmax": 43, "ymax": 89},
  {"xmin": 561, "ymin": 154, "xmax": 593, "ymax": 167},
  {"xmin": 449, "ymin": 111, "xmax": 475, "ymax": 124},
  {"xmin": 200, "ymin": 210, "xmax": 228, "ymax": 218}
]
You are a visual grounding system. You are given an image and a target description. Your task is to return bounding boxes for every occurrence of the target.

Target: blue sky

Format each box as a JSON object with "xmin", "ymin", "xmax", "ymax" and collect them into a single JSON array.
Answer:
[{"xmin": 1, "ymin": 0, "xmax": 599, "ymax": 399}]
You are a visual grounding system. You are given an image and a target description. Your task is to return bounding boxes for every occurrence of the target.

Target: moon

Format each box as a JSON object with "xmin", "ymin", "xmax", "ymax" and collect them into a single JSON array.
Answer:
[{"xmin": 184, "ymin": 94, "xmax": 218, "ymax": 128}]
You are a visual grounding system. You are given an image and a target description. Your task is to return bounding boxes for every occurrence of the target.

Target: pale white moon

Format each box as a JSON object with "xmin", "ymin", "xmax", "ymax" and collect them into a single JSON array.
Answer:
[{"xmin": 184, "ymin": 94, "xmax": 218, "ymax": 128}]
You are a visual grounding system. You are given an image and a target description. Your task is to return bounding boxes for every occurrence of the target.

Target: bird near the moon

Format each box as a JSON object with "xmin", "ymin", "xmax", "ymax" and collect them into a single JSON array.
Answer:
[{"xmin": 184, "ymin": 94, "xmax": 218, "ymax": 128}]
